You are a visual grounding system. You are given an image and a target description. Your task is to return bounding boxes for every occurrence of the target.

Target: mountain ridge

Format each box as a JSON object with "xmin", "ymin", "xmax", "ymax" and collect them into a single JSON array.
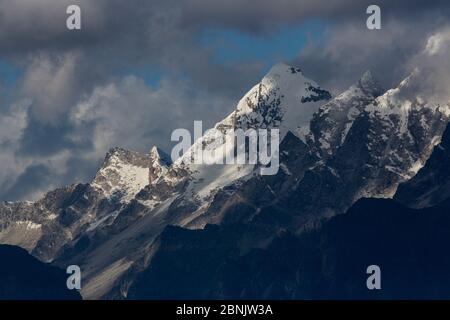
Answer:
[{"xmin": 0, "ymin": 62, "xmax": 449, "ymax": 299}]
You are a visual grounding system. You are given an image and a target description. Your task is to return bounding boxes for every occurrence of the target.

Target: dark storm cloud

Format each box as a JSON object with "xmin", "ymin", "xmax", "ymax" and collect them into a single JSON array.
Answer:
[
  {"xmin": 1, "ymin": 0, "xmax": 449, "ymax": 94},
  {"xmin": 31, "ymin": 1, "xmax": 450, "ymax": 93},
  {"xmin": 2, "ymin": 0, "xmax": 449, "ymax": 51},
  {"xmin": 183, "ymin": 0, "xmax": 450, "ymax": 31},
  {"xmin": 1, "ymin": 0, "xmax": 450, "ymax": 200}
]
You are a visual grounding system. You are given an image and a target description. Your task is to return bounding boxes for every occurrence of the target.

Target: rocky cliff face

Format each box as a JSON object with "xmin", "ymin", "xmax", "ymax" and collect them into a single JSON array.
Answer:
[{"xmin": 395, "ymin": 124, "xmax": 450, "ymax": 208}]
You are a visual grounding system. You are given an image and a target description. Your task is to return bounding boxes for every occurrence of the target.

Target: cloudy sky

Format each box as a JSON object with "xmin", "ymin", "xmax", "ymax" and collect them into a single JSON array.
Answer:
[{"xmin": 0, "ymin": 0, "xmax": 450, "ymax": 201}]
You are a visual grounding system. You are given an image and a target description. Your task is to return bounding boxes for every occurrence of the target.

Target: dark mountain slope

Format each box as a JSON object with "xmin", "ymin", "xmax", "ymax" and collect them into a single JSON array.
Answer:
[
  {"xmin": 0, "ymin": 245, "xmax": 81, "ymax": 300},
  {"xmin": 128, "ymin": 198, "xmax": 450, "ymax": 299},
  {"xmin": 395, "ymin": 124, "xmax": 450, "ymax": 209}
]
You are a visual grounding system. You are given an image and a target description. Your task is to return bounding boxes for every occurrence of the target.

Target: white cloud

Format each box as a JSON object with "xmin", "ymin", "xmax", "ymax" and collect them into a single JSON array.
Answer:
[
  {"xmin": 21, "ymin": 51, "xmax": 82, "ymax": 124},
  {"xmin": 70, "ymin": 75, "xmax": 234, "ymax": 160},
  {"xmin": 425, "ymin": 28, "xmax": 450, "ymax": 55},
  {"xmin": 406, "ymin": 26, "xmax": 450, "ymax": 104}
]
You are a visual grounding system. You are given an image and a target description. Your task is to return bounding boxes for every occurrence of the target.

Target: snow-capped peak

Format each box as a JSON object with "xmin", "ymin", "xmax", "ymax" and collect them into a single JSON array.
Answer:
[
  {"xmin": 149, "ymin": 146, "xmax": 171, "ymax": 184},
  {"xmin": 172, "ymin": 63, "xmax": 331, "ymax": 202},
  {"xmin": 91, "ymin": 147, "xmax": 151, "ymax": 202},
  {"xmin": 216, "ymin": 62, "xmax": 332, "ymax": 143},
  {"xmin": 149, "ymin": 146, "xmax": 171, "ymax": 166},
  {"xmin": 308, "ymin": 71, "xmax": 384, "ymax": 155},
  {"xmin": 368, "ymin": 68, "xmax": 449, "ymax": 117},
  {"xmin": 261, "ymin": 62, "xmax": 304, "ymax": 82}
]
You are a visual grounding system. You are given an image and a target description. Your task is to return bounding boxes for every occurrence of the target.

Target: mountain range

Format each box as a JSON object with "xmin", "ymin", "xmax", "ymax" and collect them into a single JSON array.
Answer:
[{"xmin": 1, "ymin": 63, "xmax": 450, "ymax": 299}]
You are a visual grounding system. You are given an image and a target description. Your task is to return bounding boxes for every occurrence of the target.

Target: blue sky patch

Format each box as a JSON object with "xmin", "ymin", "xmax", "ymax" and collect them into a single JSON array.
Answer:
[
  {"xmin": 199, "ymin": 20, "xmax": 328, "ymax": 68},
  {"xmin": 0, "ymin": 59, "xmax": 21, "ymax": 87}
]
